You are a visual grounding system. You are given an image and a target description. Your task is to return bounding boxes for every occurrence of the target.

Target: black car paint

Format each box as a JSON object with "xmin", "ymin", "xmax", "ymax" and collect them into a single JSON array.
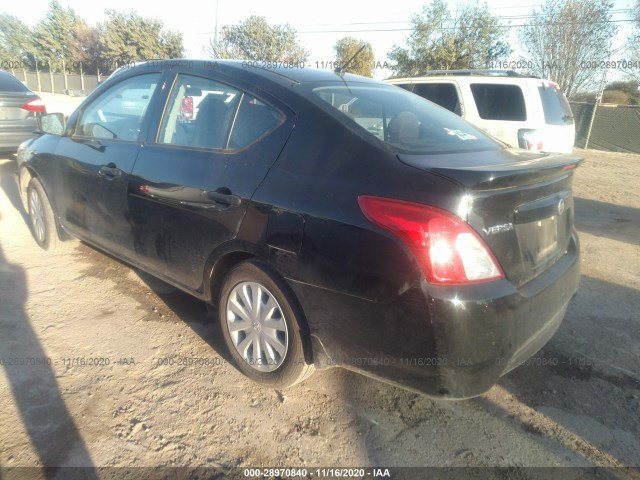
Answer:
[{"xmin": 18, "ymin": 60, "xmax": 582, "ymax": 399}]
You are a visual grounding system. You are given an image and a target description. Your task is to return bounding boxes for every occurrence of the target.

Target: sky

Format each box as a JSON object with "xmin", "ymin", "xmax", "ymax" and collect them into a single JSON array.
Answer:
[{"xmin": 3, "ymin": 0, "xmax": 637, "ymax": 80}]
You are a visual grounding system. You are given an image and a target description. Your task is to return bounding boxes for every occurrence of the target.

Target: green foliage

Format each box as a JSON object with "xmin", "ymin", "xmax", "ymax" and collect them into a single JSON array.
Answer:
[
  {"xmin": 0, "ymin": 2, "xmax": 184, "ymax": 75},
  {"xmin": 101, "ymin": 10, "xmax": 184, "ymax": 69},
  {"xmin": 207, "ymin": 15, "xmax": 307, "ymax": 63},
  {"xmin": 519, "ymin": 0, "xmax": 618, "ymax": 97},
  {"xmin": 72, "ymin": 21, "xmax": 102, "ymax": 74},
  {"xmin": 388, "ymin": 0, "xmax": 511, "ymax": 76},
  {"xmin": 32, "ymin": 1, "xmax": 84, "ymax": 71},
  {"xmin": 0, "ymin": 14, "xmax": 35, "ymax": 67},
  {"xmin": 334, "ymin": 37, "xmax": 375, "ymax": 77}
]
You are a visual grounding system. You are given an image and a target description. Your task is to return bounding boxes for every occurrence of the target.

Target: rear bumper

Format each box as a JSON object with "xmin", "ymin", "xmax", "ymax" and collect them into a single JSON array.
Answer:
[
  {"xmin": 294, "ymin": 232, "xmax": 580, "ymax": 399},
  {"xmin": 0, "ymin": 124, "xmax": 39, "ymax": 153}
]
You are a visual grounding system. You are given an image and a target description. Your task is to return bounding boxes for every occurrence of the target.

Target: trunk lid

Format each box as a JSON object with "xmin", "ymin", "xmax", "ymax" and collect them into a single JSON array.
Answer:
[
  {"xmin": 0, "ymin": 92, "xmax": 38, "ymax": 122},
  {"xmin": 399, "ymin": 148, "xmax": 583, "ymax": 286}
]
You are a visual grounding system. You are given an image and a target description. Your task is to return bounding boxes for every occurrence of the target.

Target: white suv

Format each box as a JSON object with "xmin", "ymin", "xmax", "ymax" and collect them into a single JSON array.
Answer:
[{"xmin": 386, "ymin": 70, "xmax": 575, "ymax": 154}]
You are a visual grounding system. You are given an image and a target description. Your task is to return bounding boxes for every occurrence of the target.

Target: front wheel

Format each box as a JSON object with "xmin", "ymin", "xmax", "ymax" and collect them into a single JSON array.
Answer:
[{"xmin": 218, "ymin": 260, "xmax": 315, "ymax": 388}]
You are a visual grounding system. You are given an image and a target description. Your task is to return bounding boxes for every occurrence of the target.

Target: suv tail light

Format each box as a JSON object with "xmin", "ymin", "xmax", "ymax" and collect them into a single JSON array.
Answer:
[
  {"xmin": 21, "ymin": 97, "xmax": 46, "ymax": 113},
  {"xmin": 518, "ymin": 128, "xmax": 543, "ymax": 151},
  {"xmin": 358, "ymin": 196, "xmax": 504, "ymax": 285}
]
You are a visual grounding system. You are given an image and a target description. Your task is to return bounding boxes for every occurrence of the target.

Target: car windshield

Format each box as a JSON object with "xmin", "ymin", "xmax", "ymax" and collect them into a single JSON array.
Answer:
[
  {"xmin": 308, "ymin": 83, "xmax": 500, "ymax": 155},
  {"xmin": 0, "ymin": 71, "xmax": 30, "ymax": 93}
]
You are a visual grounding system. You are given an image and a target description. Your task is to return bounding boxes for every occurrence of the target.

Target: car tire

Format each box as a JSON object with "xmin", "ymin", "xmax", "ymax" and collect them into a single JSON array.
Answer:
[
  {"xmin": 26, "ymin": 177, "xmax": 69, "ymax": 253},
  {"xmin": 219, "ymin": 260, "xmax": 315, "ymax": 388}
]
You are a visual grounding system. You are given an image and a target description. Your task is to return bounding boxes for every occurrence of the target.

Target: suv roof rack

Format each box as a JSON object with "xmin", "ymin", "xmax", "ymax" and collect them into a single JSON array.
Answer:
[{"xmin": 414, "ymin": 69, "xmax": 539, "ymax": 78}]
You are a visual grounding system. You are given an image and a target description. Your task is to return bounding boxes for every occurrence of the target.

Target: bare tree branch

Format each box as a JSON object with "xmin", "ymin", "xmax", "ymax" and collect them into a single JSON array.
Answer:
[{"xmin": 519, "ymin": 0, "xmax": 618, "ymax": 98}]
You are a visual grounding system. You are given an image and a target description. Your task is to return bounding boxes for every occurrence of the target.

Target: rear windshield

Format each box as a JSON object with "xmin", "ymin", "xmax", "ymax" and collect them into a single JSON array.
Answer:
[
  {"xmin": 538, "ymin": 84, "xmax": 574, "ymax": 125},
  {"xmin": 470, "ymin": 83, "xmax": 527, "ymax": 121},
  {"xmin": 0, "ymin": 71, "xmax": 30, "ymax": 93},
  {"xmin": 309, "ymin": 83, "xmax": 500, "ymax": 155}
]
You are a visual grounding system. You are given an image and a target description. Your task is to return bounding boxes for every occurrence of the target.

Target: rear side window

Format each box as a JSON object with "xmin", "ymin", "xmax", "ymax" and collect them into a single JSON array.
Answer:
[
  {"xmin": 229, "ymin": 95, "xmax": 283, "ymax": 149},
  {"xmin": 412, "ymin": 83, "xmax": 462, "ymax": 116},
  {"xmin": 538, "ymin": 84, "xmax": 574, "ymax": 125},
  {"xmin": 159, "ymin": 74, "xmax": 241, "ymax": 149},
  {"xmin": 159, "ymin": 74, "xmax": 283, "ymax": 150},
  {"xmin": 470, "ymin": 84, "xmax": 526, "ymax": 121},
  {"xmin": 0, "ymin": 71, "xmax": 30, "ymax": 92},
  {"xmin": 310, "ymin": 84, "xmax": 499, "ymax": 155}
]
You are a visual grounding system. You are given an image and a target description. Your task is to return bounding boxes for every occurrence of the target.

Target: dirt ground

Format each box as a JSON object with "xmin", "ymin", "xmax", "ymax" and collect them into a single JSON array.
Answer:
[{"xmin": 0, "ymin": 147, "xmax": 638, "ymax": 479}]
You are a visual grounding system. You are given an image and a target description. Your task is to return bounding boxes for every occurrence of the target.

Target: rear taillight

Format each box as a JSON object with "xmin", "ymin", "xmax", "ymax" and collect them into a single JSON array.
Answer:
[
  {"xmin": 358, "ymin": 196, "xmax": 504, "ymax": 285},
  {"xmin": 21, "ymin": 97, "xmax": 46, "ymax": 113},
  {"xmin": 518, "ymin": 128, "xmax": 542, "ymax": 151}
]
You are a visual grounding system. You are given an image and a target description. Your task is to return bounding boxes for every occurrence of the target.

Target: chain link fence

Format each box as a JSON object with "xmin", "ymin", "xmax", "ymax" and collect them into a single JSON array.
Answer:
[{"xmin": 571, "ymin": 101, "xmax": 640, "ymax": 154}]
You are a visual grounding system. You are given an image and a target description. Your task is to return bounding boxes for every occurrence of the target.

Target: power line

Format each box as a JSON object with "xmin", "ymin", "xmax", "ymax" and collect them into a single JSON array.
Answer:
[
  {"xmin": 194, "ymin": 9, "xmax": 636, "ymax": 36},
  {"xmin": 294, "ymin": 18, "xmax": 637, "ymax": 34}
]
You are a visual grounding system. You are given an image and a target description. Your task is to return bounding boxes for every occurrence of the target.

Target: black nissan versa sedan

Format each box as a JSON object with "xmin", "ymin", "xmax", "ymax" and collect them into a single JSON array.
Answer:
[{"xmin": 16, "ymin": 60, "xmax": 582, "ymax": 399}]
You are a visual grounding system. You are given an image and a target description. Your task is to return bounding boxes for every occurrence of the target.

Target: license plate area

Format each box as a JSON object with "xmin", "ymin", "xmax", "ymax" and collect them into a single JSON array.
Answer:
[{"xmin": 516, "ymin": 215, "xmax": 558, "ymax": 264}]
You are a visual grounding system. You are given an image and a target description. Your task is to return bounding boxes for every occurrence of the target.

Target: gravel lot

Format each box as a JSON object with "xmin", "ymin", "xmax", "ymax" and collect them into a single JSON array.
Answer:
[{"xmin": 0, "ymin": 147, "xmax": 638, "ymax": 479}]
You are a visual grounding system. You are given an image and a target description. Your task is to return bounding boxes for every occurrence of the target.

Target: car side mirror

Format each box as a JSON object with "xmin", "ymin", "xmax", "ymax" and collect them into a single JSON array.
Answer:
[{"xmin": 38, "ymin": 113, "xmax": 66, "ymax": 135}]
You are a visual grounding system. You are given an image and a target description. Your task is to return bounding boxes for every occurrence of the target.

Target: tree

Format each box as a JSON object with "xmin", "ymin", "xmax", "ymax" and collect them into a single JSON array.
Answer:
[
  {"xmin": 387, "ymin": 0, "xmax": 510, "ymax": 76},
  {"xmin": 0, "ymin": 14, "xmax": 35, "ymax": 67},
  {"xmin": 519, "ymin": 0, "xmax": 617, "ymax": 98},
  {"xmin": 71, "ymin": 22, "xmax": 102, "ymax": 74},
  {"xmin": 334, "ymin": 37, "xmax": 374, "ymax": 77},
  {"xmin": 100, "ymin": 10, "xmax": 184, "ymax": 71},
  {"xmin": 603, "ymin": 80, "xmax": 640, "ymax": 105},
  {"xmin": 625, "ymin": 0, "xmax": 640, "ymax": 80},
  {"xmin": 32, "ymin": 1, "xmax": 85, "ymax": 72},
  {"xmin": 207, "ymin": 15, "xmax": 308, "ymax": 63}
]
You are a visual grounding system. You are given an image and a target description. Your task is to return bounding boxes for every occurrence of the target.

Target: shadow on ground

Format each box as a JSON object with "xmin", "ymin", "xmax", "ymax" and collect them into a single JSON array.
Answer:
[
  {"xmin": 0, "ymin": 243, "xmax": 97, "ymax": 477},
  {"xmin": 574, "ymin": 197, "xmax": 640, "ymax": 246}
]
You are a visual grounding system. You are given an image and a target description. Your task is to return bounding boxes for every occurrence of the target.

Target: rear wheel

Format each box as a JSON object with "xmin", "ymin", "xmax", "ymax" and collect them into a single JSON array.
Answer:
[
  {"xmin": 219, "ymin": 260, "xmax": 315, "ymax": 388},
  {"xmin": 27, "ymin": 178, "xmax": 63, "ymax": 252}
]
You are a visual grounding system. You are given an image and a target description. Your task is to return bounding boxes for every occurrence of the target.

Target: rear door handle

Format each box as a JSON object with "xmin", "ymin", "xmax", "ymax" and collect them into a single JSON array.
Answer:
[
  {"xmin": 98, "ymin": 165, "xmax": 123, "ymax": 179},
  {"xmin": 206, "ymin": 189, "xmax": 241, "ymax": 207}
]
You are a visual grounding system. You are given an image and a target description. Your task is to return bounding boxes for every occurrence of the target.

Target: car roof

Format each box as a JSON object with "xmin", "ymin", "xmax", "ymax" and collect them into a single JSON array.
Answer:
[
  {"xmin": 129, "ymin": 59, "xmax": 382, "ymax": 85},
  {"xmin": 386, "ymin": 70, "xmax": 551, "ymax": 84}
]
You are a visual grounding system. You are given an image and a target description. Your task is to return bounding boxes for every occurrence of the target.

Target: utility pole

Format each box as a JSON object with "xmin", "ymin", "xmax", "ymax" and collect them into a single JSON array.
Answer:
[
  {"xmin": 213, "ymin": 0, "xmax": 220, "ymax": 52},
  {"xmin": 584, "ymin": 70, "xmax": 607, "ymax": 150}
]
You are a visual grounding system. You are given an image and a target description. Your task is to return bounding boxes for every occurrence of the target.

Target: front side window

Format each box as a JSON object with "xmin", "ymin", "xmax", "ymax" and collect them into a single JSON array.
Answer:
[
  {"xmin": 159, "ymin": 74, "xmax": 283, "ymax": 150},
  {"xmin": 76, "ymin": 73, "xmax": 161, "ymax": 141},
  {"xmin": 470, "ymin": 83, "xmax": 527, "ymax": 121},
  {"xmin": 310, "ymin": 83, "xmax": 499, "ymax": 155}
]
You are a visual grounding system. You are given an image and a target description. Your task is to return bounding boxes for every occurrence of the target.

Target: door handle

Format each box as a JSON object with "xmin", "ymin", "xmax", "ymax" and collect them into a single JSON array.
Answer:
[
  {"xmin": 98, "ymin": 164, "xmax": 123, "ymax": 179},
  {"xmin": 206, "ymin": 189, "xmax": 241, "ymax": 207}
]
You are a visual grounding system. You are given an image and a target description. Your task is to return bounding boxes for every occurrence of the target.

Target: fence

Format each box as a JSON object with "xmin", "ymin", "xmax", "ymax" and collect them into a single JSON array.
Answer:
[
  {"xmin": 9, "ymin": 69, "xmax": 101, "ymax": 96},
  {"xmin": 570, "ymin": 102, "xmax": 640, "ymax": 154}
]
